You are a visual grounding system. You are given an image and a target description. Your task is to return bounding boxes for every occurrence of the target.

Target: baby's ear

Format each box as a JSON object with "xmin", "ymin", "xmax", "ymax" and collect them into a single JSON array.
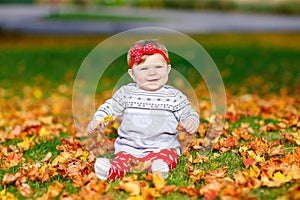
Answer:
[
  {"xmin": 167, "ymin": 64, "xmax": 171, "ymax": 73},
  {"xmin": 128, "ymin": 68, "xmax": 135, "ymax": 81}
]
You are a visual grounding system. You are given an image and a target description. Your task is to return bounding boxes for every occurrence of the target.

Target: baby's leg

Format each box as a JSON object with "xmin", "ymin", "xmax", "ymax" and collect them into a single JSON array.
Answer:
[
  {"xmin": 107, "ymin": 152, "xmax": 135, "ymax": 181},
  {"xmin": 145, "ymin": 149, "xmax": 178, "ymax": 179}
]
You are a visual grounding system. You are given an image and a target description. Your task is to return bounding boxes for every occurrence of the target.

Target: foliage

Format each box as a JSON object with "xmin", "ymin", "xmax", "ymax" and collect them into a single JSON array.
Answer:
[{"xmin": 0, "ymin": 33, "xmax": 299, "ymax": 199}]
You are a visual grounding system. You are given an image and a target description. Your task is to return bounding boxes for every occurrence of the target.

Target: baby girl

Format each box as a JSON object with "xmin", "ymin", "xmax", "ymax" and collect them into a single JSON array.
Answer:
[{"xmin": 87, "ymin": 39, "xmax": 199, "ymax": 181}]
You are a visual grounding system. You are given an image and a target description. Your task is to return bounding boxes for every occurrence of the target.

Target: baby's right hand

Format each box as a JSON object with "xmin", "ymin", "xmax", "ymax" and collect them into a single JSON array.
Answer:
[{"xmin": 87, "ymin": 120, "xmax": 101, "ymax": 134}]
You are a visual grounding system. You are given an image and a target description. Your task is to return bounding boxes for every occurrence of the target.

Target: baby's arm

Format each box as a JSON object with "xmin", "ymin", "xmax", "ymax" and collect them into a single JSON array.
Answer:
[
  {"xmin": 87, "ymin": 99, "xmax": 113, "ymax": 134},
  {"xmin": 174, "ymin": 91, "xmax": 199, "ymax": 134},
  {"xmin": 179, "ymin": 105, "xmax": 199, "ymax": 134},
  {"xmin": 87, "ymin": 86, "xmax": 126, "ymax": 134}
]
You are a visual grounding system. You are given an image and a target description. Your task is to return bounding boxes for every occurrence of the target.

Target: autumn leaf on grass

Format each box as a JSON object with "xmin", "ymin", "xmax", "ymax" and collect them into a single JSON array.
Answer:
[
  {"xmin": 243, "ymin": 157, "xmax": 256, "ymax": 167},
  {"xmin": 213, "ymin": 136, "xmax": 239, "ymax": 153},
  {"xmin": 179, "ymin": 186, "xmax": 199, "ymax": 197},
  {"xmin": 57, "ymin": 160, "xmax": 93, "ymax": 187},
  {"xmin": 286, "ymin": 183, "xmax": 300, "ymax": 200},
  {"xmin": 205, "ymin": 167, "xmax": 228, "ymax": 183},
  {"xmin": 152, "ymin": 172, "xmax": 165, "ymax": 191},
  {"xmin": 0, "ymin": 146, "xmax": 25, "ymax": 169},
  {"xmin": 1, "ymin": 172, "xmax": 22, "ymax": 185},
  {"xmin": 200, "ymin": 181, "xmax": 221, "ymax": 200},
  {"xmin": 128, "ymin": 160, "xmax": 152, "ymax": 173},
  {"xmin": 16, "ymin": 182, "xmax": 33, "ymax": 198},
  {"xmin": 281, "ymin": 129, "xmax": 300, "ymax": 145},
  {"xmin": 116, "ymin": 177, "xmax": 141, "ymax": 196},
  {"xmin": 234, "ymin": 170, "xmax": 261, "ymax": 190},
  {"xmin": 188, "ymin": 165, "xmax": 205, "ymax": 183},
  {"xmin": 79, "ymin": 177, "xmax": 109, "ymax": 197},
  {"xmin": 0, "ymin": 188, "xmax": 18, "ymax": 200},
  {"xmin": 141, "ymin": 186, "xmax": 161, "ymax": 199},
  {"xmin": 160, "ymin": 185, "xmax": 178, "ymax": 195},
  {"xmin": 17, "ymin": 136, "xmax": 35, "ymax": 151},
  {"xmin": 37, "ymin": 181, "xmax": 65, "ymax": 200}
]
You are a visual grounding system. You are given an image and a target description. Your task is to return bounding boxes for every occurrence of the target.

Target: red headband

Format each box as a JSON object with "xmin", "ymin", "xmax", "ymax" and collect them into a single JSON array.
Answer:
[{"xmin": 129, "ymin": 43, "xmax": 169, "ymax": 68}]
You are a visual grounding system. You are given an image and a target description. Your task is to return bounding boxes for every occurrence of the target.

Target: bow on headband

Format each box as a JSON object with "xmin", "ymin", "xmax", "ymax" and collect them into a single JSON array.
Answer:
[{"xmin": 129, "ymin": 43, "xmax": 169, "ymax": 68}]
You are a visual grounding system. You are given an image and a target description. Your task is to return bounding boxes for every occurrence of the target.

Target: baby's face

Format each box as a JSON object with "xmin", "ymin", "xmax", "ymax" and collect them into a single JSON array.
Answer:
[{"xmin": 128, "ymin": 54, "xmax": 171, "ymax": 91}]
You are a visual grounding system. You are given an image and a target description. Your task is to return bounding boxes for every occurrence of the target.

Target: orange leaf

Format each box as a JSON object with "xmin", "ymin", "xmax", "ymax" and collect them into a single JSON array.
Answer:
[
  {"xmin": 179, "ymin": 186, "xmax": 199, "ymax": 196},
  {"xmin": 243, "ymin": 157, "xmax": 256, "ymax": 167},
  {"xmin": 161, "ymin": 185, "xmax": 178, "ymax": 194}
]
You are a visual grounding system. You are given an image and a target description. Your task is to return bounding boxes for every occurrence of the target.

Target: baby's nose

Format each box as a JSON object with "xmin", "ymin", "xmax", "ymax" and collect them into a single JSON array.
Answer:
[{"xmin": 148, "ymin": 67, "xmax": 157, "ymax": 75}]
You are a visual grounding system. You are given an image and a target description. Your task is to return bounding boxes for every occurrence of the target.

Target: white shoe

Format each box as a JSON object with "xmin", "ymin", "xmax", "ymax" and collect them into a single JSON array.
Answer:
[
  {"xmin": 151, "ymin": 159, "xmax": 169, "ymax": 179},
  {"xmin": 94, "ymin": 158, "xmax": 111, "ymax": 180}
]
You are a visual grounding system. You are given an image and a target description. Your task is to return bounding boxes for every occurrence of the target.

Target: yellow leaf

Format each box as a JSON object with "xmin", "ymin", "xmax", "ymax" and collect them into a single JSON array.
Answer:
[
  {"xmin": 273, "ymin": 172, "xmax": 292, "ymax": 183},
  {"xmin": 141, "ymin": 186, "xmax": 161, "ymax": 199},
  {"xmin": 118, "ymin": 181, "xmax": 140, "ymax": 196},
  {"xmin": 17, "ymin": 136, "xmax": 35, "ymax": 151},
  {"xmin": 127, "ymin": 195, "xmax": 144, "ymax": 200},
  {"xmin": 38, "ymin": 127, "xmax": 48, "ymax": 137},
  {"xmin": 153, "ymin": 172, "xmax": 165, "ymax": 190},
  {"xmin": 0, "ymin": 188, "xmax": 18, "ymax": 200},
  {"xmin": 0, "ymin": 188, "xmax": 6, "ymax": 198},
  {"xmin": 112, "ymin": 121, "xmax": 119, "ymax": 129},
  {"xmin": 80, "ymin": 150, "xmax": 89, "ymax": 161},
  {"xmin": 248, "ymin": 150, "xmax": 265, "ymax": 162},
  {"xmin": 249, "ymin": 164, "xmax": 260, "ymax": 178}
]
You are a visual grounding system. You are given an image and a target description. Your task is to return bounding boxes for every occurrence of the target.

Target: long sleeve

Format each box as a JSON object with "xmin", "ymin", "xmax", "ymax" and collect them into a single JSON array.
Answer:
[
  {"xmin": 86, "ymin": 98, "xmax": 113, "ymax": 134},
  {"xmin": 173, "ymin": 91, "xmax": 200, "ymax": 131},
  {"xmin": 87, "ymin": 87, "xmax": 126, "ymax": 134}
]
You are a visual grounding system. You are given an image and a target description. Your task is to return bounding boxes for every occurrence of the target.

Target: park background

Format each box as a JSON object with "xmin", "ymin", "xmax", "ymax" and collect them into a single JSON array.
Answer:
[{"xmin": 0, "ymin": 0, "xmax": 299, "ymax": 199}]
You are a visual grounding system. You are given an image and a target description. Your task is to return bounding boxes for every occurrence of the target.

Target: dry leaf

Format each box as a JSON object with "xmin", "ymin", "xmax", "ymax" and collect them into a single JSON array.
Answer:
[{"xmin": 152, "ymin": 172, "xmax": 165, "ymax": 191}]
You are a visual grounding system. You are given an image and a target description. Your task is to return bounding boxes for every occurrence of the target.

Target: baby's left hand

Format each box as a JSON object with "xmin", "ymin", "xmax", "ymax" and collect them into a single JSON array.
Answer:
[{"xmin": 182, "ymin": 119, "xmax": 198, "ymax": 134}]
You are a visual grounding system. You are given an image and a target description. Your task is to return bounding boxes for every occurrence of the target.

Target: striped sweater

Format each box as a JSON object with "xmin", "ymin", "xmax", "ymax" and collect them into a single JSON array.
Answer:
[{"xmin": 91, "ymin": 83, "xmax": 199, "ymax": 157}]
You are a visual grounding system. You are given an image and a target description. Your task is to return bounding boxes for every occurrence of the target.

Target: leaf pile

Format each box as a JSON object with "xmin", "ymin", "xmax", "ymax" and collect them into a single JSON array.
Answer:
[{"xmin": 0, "ymin": 85, "xmax": 299, "ymax": 199}]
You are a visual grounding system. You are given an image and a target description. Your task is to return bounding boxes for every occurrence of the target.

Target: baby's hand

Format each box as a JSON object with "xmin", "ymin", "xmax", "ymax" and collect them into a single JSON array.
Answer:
[
  {"xmin": 87, "ymin": 116, "xmax": 114, "ymax": 134},
  {"xmin": 87, "ymin": 120, "xmax": 101, "ymax": 134},
  {"xmin": 182, "ymin": 119, "xmax": 198, "ymax": 134}
]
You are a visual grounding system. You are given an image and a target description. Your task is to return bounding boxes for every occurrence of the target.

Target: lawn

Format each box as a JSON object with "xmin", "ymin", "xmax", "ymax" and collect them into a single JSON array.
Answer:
[{"xmin": 0, "ymin": 32, "xmax": 299, "ymax": 200}]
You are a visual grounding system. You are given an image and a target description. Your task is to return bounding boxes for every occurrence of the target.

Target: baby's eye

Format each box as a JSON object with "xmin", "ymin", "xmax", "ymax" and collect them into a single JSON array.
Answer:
[
  {"xmin": 140, "ymin": 67, "xmax": 148, "ymax": 71},
  {"xmin": 155, "ymin": 65, "xmax": 163, "ymax": 69}
]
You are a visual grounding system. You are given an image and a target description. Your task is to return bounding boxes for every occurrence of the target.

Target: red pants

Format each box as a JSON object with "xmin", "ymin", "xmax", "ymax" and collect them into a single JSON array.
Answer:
[{"xmin": 108, "ymin": 149, "xmax": 178, "ymax": 181}]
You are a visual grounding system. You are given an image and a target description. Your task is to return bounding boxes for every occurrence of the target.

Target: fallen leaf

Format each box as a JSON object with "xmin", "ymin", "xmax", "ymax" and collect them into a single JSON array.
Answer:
[{"xmin": 152, "ymin": 172, "xmax": 165, "ymax": 191}]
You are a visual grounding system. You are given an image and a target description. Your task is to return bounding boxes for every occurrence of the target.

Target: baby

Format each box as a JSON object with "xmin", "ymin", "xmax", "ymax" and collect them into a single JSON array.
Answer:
[{"xmin": 87, "ymin": 39, "xmax": 199, "ymax": 181}]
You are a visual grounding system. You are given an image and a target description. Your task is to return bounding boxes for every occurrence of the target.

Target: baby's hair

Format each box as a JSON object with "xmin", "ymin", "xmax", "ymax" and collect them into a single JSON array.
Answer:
[{"xmin": 127, "ymin": 39, "xmax": 169, "ymax": 66}]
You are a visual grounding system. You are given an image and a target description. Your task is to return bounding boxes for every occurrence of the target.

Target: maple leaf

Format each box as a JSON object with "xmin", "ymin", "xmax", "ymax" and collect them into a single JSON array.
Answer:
[
  {"xmin": 152, "ymin": 172, "xmax": 165, "ymax": 191},
  {"xmin": 243, "ymin": 157, "xmax": 256, "ymax": 167},
  {"xmin": 234, "ymin": 170, "xmax": 261, "ymax": 190},
  {"xmin": 141, "ymin": 186, "xmax": 161, "ymax": 199},
  {"xmin": 2, "ymin": 172, "xmax": 22, "ymax": 184},
  {"xmin": 117, "ymin": 179, "xmax": 141, "ymax": 196},
  {"xmin": 38, "ymin": 181, "xmax": 65, "ymax": 200},
  {"xmin": 161, "ymin": 185, "xmax": 178, "ymax": 194},
  {"xmin": 281, "ymin": 129, "xmax": 300, "ymax": 145},
  {"xmin": 17, "ymin": 136, "xmax": 35, "ymax": 151},
  {"xmin": 179, "ymin": 186, "xmax": 199, "ymax": 197}
]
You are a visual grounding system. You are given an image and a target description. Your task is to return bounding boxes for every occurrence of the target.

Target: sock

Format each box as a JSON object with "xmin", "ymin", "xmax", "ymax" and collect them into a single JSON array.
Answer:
[
  {"xmin": 94, "ymin": 158, "xmax": 111, "ymax": 180},
  {"xmin": 151, "ymin": 159, "xmax": 169, "ymax": 179}
]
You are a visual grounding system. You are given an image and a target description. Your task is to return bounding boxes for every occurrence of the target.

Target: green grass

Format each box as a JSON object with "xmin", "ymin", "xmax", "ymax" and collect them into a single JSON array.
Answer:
[{"xmin": 1, "ymin": 33, "xmax": 299, "ymax": 95}]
